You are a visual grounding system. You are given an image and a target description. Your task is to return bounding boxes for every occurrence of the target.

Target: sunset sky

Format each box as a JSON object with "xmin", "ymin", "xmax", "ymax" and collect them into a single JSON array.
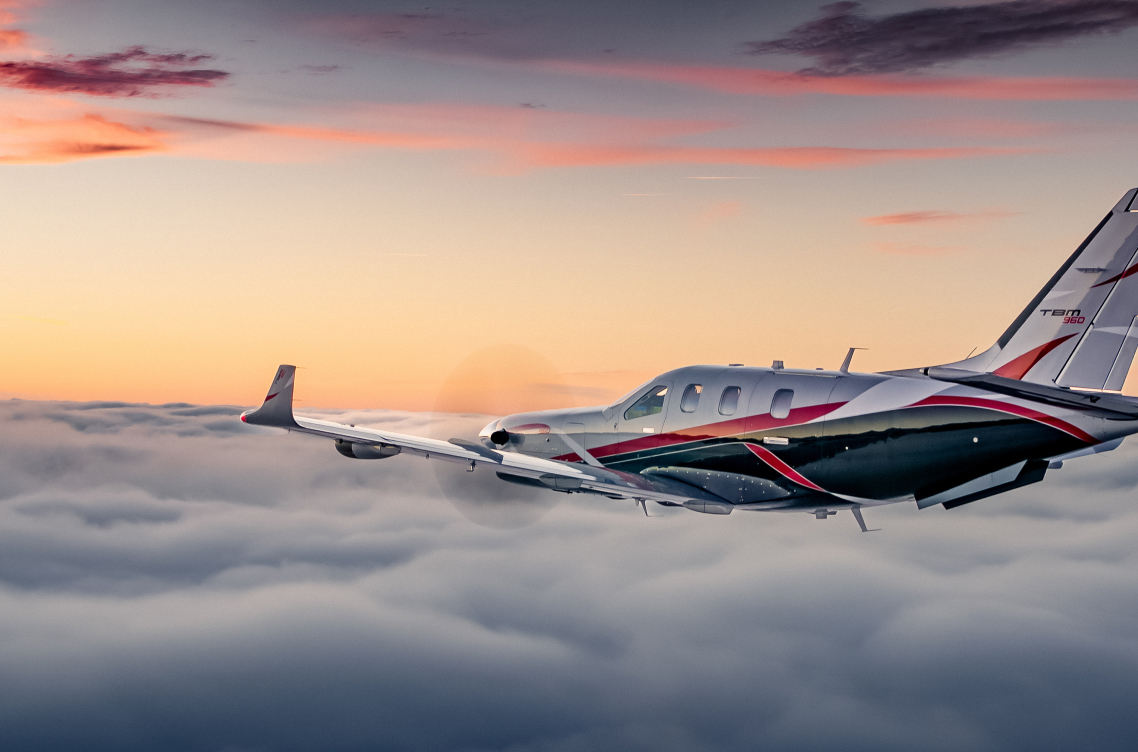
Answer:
[
  {"xmin": 4, "ymin": 0, "xmax": 1138, "ymax": 410},
  {"xmin": 8, "ymin": 5, "xmax": 1138, "ymax": 751}
]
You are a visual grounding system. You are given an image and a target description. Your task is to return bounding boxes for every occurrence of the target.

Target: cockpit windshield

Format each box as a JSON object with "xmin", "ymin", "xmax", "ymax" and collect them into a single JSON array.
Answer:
[
  {"xmin": 607, "ymin": 378, "xmax": 658, "ymax": 412},
  {"xmin": 602, "ymin": 378, "xmax": 660, "ymax": 421},
  {"xmin": 623, "ymin": 386, "xmax": 668, "ymax": 421}
]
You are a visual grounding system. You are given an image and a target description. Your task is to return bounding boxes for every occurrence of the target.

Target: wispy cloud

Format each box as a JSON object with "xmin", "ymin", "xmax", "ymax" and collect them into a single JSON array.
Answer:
[
  {"xmin": 0, "ymin": 112, "xmax": 166, "ymax": 164},
  {"xmin": 297, "ymin": 5, "xmax": 1138, "ymax": 103},
  {"xmin": 0, "ymin": 0, "xmax": 32, "ymax": 53},
  {"xmin": 0, "ymin": 28, "xmax": 25, "ymax": 50},
  {"xmin": 750, "ymin": 0, "xmax": 1138, "ymax": 75},
  {"xmin": 694, "ymin": 199, "xmax": 742, "ymax": 228},
  {"xmin": 301, "ymin": 11, "xmax": 534, "ymax": 60},
  {"xmin": 874, "ymin": 241, "xmax": 968, "ymax": 255},
  {"xmin": 298, "ymin": 64, "xmax": 341, "ymax": 75},
  {"xmin": 0, "ymin": 46, "xmax": 229, "ymax": 97},
  {"xmin": 862, "ymin": 208, "xmax": 1019, "ymax": 226},
  {"xmin": 514, "ymin": 144, "xmax": 1030, "ymax": 171},
  {"xmin": 546, "ymin": 60, "xmax": 1138, "ymax": 101},
  {"xmin": 1, "ymin": 102, "xmax": 1031, "ymax": 170},
  {"xmin": 884, "ymin": 117, "xmax": 1074, "ymax": 139}
]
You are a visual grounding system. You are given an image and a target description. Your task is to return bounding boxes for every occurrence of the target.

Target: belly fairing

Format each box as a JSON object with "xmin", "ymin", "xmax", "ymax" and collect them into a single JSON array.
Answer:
[
  {"xmin": 811, "ymin": 406, "xmax": 1084, "ymax": 499},
  {"xmin": 588, "ymin": 405, "xmax": 1085, "ymax": 501}
]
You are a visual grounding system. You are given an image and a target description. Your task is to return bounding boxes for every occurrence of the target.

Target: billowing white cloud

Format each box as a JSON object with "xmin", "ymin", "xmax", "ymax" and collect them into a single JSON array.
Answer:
[{"xmin": 1, "ymin": 398, "xmax": 1137, "ymax": 751}]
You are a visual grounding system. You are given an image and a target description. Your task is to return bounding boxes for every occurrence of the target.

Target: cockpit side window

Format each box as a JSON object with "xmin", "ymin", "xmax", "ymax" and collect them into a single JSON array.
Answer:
[
  {"xmin": 679, "ymin": 384, "xmax": 702, "ymax": 413},
  {"xmin": 719, "ymin": 386, "xmax": 741, "ymax": 415},
  {"xmin": 624, "ymin": 386, "xmax": 668, "ymax": 421}
]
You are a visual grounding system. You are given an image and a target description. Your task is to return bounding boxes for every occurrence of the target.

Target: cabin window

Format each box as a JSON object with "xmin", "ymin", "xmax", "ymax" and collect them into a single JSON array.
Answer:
[
  {"xmin": 679, "ymin": 384, "xmax": 702, "ymax": 413},
  {"xmin": 624, "ymin": 386, "xmax": 668, "ymax": 420},
  {"xmin": 771, "ymin": 389, "xmax": 794, "ymax": 419},
  {"xmin": 718, "ymin": 386, "xmax": 741, "ymax": 415}
]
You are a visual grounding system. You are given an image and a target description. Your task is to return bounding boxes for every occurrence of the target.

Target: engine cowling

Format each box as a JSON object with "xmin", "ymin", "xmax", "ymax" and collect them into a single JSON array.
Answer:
[{"xmin": 335, "ymin": 440, "xmax": 401, "ymax": 460}]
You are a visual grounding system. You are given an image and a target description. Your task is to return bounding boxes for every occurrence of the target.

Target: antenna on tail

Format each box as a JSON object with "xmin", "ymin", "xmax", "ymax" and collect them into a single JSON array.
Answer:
[{"xmin": 840, "ymin": 348, "xmax": 866, "ymax": 373}]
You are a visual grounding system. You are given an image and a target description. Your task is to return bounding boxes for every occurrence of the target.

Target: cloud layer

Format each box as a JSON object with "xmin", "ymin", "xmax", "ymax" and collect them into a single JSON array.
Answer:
[
  {"xmin": 3, "ymin": 398, "xmax": 1138, "ymax": 750},
  {"xmin": 750, "ymin": 0, "xmax": 1138, "ymax": 75}
]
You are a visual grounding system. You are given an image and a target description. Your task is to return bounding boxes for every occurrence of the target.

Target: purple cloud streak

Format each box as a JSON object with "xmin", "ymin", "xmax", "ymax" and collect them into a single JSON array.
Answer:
[
  {"xmin": 750, "ymin": 0, "xmax": 1138, "ymax": 75},
  {"xmin": 0, "ymin": 46, "xmax": 229, "ymax": 97}
]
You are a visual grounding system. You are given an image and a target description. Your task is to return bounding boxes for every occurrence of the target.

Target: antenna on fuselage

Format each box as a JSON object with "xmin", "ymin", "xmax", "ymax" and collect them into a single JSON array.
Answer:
[{"xmin": 840, "ymin": 347, "xmax": 867, "ymax": 373}]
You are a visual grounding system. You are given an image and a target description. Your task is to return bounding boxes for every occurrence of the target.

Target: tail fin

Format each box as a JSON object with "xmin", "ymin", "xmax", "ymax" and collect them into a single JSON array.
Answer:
[
  {"xmin": 944, "ymin": 188, "xmax": 1138, "ymax": 389},
  {"xmin": 241, "ymin": 365, "xmax": 300, "ymax": 428}
]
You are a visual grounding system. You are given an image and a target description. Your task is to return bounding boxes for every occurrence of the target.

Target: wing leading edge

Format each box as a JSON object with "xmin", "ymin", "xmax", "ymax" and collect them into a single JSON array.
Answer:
[{"xmin": 240, "ymin": 365, "xmax": 757, "ymax": 512}]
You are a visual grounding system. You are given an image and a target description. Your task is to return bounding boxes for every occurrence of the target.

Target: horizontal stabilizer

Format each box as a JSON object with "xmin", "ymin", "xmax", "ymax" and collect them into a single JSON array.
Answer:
[{"xmin": 926, "ymin": 366, "xmax": 1138, "ymax": 419}]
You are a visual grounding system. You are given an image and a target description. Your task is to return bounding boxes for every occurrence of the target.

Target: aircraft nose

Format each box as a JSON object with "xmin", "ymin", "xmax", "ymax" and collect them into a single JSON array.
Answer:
[
  {"xmin": 479, "ymin": 418, "xmax": 509, "ymax": 447},
  {"xmin": 478, "ymin": 418, "xmax": 500, "ymax": 439}
]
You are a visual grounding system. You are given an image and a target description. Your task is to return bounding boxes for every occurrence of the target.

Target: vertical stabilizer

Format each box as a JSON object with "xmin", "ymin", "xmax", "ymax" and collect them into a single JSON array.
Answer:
[
  {"xmin": 241, "ymin": 365, "xmax": 300, "ymax": 428},
  {"xmin": 940, "ymin": 189, "xmax": 1138, "ymax": 389}
]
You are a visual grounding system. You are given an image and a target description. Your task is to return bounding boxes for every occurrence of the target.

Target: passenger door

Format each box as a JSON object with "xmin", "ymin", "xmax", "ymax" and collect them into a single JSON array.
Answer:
[
  {"xmin": 745, "ymin": 372, "xmax": 839, "ymax": 472},
  {"xmin": 661, "ymin": 381, "xmax": 706, "ymax": 440}
]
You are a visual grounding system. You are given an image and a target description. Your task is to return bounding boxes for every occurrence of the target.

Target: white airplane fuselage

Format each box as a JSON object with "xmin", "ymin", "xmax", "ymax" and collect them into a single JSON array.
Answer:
[{"xmin": 481, "ymin": 363, "xmax": 1129, "ymax": 512}]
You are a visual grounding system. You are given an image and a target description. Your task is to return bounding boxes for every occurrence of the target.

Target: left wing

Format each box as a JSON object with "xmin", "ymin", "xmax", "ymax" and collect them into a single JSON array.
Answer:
[{"xmin": 241, "ymin": 365, "xmax": 738, "ymax": 512}]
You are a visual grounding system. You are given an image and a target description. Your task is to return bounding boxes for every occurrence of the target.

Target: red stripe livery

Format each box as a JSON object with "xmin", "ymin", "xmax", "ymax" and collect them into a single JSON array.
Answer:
[
  {"xmin": 744, "ymin": 443, "xmax": 827, "ymax": 492},
  {"xmin": 992, "ymin": 333, "xmax": 1078, "ymax": 380},
  {"xmin": 912, "ymin": 395, "xmax": 1096, "ymax": 443}
]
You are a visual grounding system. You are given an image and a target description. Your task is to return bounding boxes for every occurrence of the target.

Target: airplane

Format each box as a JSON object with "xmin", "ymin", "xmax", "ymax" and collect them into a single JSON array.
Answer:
[{"xmin": 243, "ymin": 188, "xmax": 1138, "ymax": 531}]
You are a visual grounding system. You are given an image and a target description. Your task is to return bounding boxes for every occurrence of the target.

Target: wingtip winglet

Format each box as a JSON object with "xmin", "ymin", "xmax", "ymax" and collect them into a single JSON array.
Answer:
[{"xmin": 241, "ymin": 364, "xmax": 300, "ymax": 428}]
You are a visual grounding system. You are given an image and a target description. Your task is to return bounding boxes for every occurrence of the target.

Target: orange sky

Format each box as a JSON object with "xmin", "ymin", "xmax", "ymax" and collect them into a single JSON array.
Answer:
[{"xmin": 3, "ymin": 1, "xmax": 1138, "ymax": 411}]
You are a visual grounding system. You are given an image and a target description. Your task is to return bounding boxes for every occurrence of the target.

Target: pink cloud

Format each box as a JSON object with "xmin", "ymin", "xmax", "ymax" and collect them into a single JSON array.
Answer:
[
  {"xmin": 514, "ymin": 144, "xmax": 1030, "ymax": 171},
  {"xmin": 0, "ymin": 0, "xmax": 35, "ymax": 53},
  {"xmin": 0, "ymin": 112, "xmax": 166, "ymax": 164},
  {"xmin": 0, "ymin": 47, "xmax": 229, "ymax": 97},
  {"xmin": 299, "ymin": 11, "xmax": 564, "ymax": 62},
  {"xmin": 862, "ymin": 208, "xmax": 1019, "ymax": 226},
  {"xmin": 544, "ymin": 60, "xmax": 1138, "ymax": 102},
  {"xmin": 886, "ymin": 118, "xmax": 1072, "ymax": 139},
  {"xmin": 0, "ymin": 101, "xmax": 1036, "ymax": 171},
  {"xmin": 0, "ymin": 28, "xmax": 26, "ymax": 50},
  {"xmin": 874, "ymin": 242, "xmax": 967, "ymax": 256},
  {"xmin": 156, "ymin": 106, "xmax": 729, "ymax": 165},
  {"xmin": 694, "ymin": 200, "xmax": 742, "ymax": 228}
]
